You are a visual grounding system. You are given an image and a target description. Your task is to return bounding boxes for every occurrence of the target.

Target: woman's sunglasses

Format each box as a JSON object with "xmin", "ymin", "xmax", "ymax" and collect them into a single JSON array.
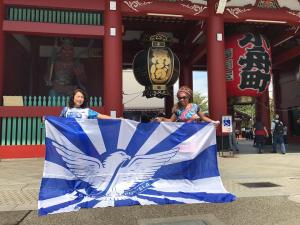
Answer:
[{"xmin": 177, "ymin": 96, "xmax": 188, "ymax": 100}]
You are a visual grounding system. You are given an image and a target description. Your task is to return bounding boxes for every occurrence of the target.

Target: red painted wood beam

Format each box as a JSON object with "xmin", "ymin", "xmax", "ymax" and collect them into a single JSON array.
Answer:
[
  {"xmin": 0, "ymin": 145, "xmax": 45, "ymax": 159},
  {"xmin": 3, "ymin": 21, "xmax": 104, "ymax": 38},
  {"xmin": 187, "ymin": 42, "xmax": 207, "ymax": 66},
  {"xmin": 273, "ymin": 45, "xmax": 300, "ymax": 67},
  {"xmin": 0, "ymin": 106, "xmax": 104, "ymax": 117},
  {"xmin": 4, "ymin": 0, "xmax": 104, "ymax": 11},
  {"xmin": 224, "ymin": 7, "xmax": 299, "ymax": 24},
  {"xmin": 122, "ymin": 1, "xmax": 208, "ymax": 19}
]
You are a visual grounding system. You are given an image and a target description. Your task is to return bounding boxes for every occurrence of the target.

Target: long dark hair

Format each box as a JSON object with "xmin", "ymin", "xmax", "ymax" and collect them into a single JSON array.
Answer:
[{"xmin": 68, "ymin": 88, "xmax": 88, "ymax": 108}]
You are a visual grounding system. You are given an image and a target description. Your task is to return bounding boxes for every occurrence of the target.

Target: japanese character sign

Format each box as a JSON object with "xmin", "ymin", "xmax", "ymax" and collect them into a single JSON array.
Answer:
[{"xmin": 225, "ymin": 33, "xmax": 272, "ymax": 97}]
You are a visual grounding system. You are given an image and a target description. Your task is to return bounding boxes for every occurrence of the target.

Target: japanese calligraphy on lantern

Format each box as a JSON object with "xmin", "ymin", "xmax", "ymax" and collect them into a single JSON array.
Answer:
[
  {"xmin": 225, "ymin": 33, "xmax": 272, "ymax": 97},
  {"xmin": 150, "ymin": 49, "xmax": 172, "ymax": 84}
]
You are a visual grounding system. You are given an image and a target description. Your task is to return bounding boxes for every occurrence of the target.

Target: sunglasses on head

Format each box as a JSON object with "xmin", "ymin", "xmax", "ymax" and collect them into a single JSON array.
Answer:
[{"xmin": 177, "ymin": 96, "xmax": 188, "ymax": 100}]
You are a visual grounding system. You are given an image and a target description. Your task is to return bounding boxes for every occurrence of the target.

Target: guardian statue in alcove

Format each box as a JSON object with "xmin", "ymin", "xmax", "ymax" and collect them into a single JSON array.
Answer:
[{"xmin": 44, "ymin": 38, "xmax": 87, "ymax": 96}]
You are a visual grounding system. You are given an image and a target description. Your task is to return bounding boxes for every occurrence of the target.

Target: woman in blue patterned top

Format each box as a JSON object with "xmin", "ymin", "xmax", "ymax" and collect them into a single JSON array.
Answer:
[
  {"xmin": 155, "ymin": 86, "xmax": 219, "ymax": 125},
  {"xmin": 60, "ymin": 88, "xmax": 112, "ymax": 119}
]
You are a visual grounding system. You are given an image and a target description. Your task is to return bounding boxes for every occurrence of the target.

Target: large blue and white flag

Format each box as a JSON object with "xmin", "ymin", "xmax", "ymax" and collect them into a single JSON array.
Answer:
[{"xmin": 38, "ymin": 116, "xmax": 235, "ymax": 215}]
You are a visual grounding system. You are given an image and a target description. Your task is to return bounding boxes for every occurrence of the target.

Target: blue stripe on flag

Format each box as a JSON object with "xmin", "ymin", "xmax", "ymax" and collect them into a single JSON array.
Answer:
[
  {"xmin": 125, "ymin": 122, "xmax": 160, "ymax": 156},
  {"xmin": 39, "ymin": 178, "xmax": 92, "ymax": 200},
  {"xmin": 130, "ymin": 194, "xmax": 183, "ymax": 205},
  {"xmin": 39, "ymin": 194, "xmax": 85, "ymax": 216},
  {"xmin": 114, "ymin": 199, "xmax": 141, "ymax": 207},
  {"xmin": 46, "ymin": 116, "xmax": 102, "ymax": 159},
  {"xmin": 44, "ymin": 139, "xmax": 69, "ymax": 170},
  {"xmin": 98, "ymin": 119, "xmax": 122, "ymax": 154},
  {"xmin": 155, "ymin": 145, "xmax": 219, "ymax": 180},
  {"xmin": 137, "ymin": 190, "xmax": 236, "ymax": 204}
]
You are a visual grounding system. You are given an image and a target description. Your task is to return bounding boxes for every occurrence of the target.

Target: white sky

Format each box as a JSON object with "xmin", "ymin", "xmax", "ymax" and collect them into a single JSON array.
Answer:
[{"xmin": 193, "ymin": 71, "xmax": 208, "ymax": 95}]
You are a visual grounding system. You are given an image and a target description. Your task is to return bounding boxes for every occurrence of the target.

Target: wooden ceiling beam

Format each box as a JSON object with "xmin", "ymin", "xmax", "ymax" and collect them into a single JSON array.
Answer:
[
  {"xmin": 186, "ymin": 42, "xmax": 207, "ymax": 66},
  {"xmin": 271, "ymin": 26, "xmax": 300, "ymax": 48},
  {"xmin": 273, "ymin": 45, "xmax": 300, "ymax": 67},
  {"xmin": 184, "ymin": 21, "xmax": 206, "ymax": 48},
  {"xmin": 123, "ymin": 20, "xmax": 191, "ymax": 33}
]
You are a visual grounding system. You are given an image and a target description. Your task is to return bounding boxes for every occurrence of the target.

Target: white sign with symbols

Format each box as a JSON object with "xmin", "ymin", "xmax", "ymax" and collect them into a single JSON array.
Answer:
[{"xmin": 222, "ymin": 115, "xmax": 232, "ymax": 133}]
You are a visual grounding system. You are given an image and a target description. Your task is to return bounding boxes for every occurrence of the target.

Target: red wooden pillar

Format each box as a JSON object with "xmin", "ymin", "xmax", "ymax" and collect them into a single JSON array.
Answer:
[
  {"xmin": 256, "ymin": 90, "xmax": 271, "ymax": 131},
  {"xmin": 103, "ymin": 0, "xmax": 123, "ymax": 117},
  {"xmin": 0, "ymin": 1, "xmax": 4, "ymax": 105},
  {"xmin": 179, "ymin": 62, "xmax": 193, "ymax": 89},
  {"xmin": 207, "ymin": 0, "xmax": 227, "ymax": 134}
]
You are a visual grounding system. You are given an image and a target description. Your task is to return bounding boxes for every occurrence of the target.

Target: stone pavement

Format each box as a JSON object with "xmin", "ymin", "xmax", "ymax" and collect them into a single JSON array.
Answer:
[{"xmin": 0, "ymin": 140, "xmax": 300, "ymax": 225}]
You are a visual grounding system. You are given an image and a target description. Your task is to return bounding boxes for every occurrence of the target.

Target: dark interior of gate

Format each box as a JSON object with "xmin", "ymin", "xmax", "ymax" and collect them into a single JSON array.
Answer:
[{"xmin": 4, "ymin": 34, "xmax": 103, "ymax": 98}]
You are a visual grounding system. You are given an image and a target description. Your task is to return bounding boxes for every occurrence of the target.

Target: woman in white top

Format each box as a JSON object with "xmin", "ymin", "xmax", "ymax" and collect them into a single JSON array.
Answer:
[{"xmin": 60, "ymin": 88, "xmax": 111, "ymax": 119}]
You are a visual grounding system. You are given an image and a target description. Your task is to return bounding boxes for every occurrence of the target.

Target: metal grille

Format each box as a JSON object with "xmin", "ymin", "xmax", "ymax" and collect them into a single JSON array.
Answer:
[{"xmin": 240, "ymin": 182, "xmax": 281, "ymax": 188}]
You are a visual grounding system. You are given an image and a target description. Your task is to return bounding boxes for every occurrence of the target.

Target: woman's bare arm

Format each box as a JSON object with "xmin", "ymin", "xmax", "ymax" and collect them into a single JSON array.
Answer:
[
  {"xmin": 156, "ymin": 114, "xmax": 176, "ymax": 122},
  {"xmin": 198, "ymin": 111, "xmax": 220, "ymax": 127},
  {"xmin": 97, "ymin": 113, "xmax": 112, "ymax": 119},
  {"xmin": 198, "ymin": 111, "xmax": 214, "ymax": 123},
  {"xmin": 264, "ymin": 126, "xmax": 269, "ymax": 136}
]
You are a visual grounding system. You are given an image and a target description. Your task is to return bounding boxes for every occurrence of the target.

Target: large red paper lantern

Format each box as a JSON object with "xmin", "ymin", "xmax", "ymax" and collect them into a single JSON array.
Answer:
[{"xmin": 225, "ymin": 33, "xmax": 272, "ymax": 97}]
